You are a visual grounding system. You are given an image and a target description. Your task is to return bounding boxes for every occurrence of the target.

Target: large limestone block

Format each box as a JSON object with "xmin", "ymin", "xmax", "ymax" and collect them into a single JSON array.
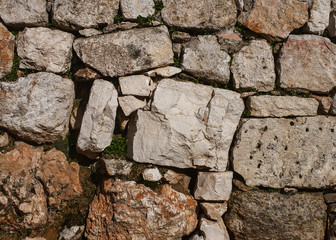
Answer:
[
  {"xmin": 231, "ymin": 40, "xmax": 275, "ymax": 91},
  {"xmin": 0, "ymin": 0, "xmax": 48, "ymax": 28},
  {"xmin": 17, "ymin": 27, "xmax": 75, "ymax": 74},
  {"xmin": 225, "ymin": 191, "xmax": 327, "ymax": 240},
  {"xmin": 0, "ymin": 22, "xmax": 14, "ymax": 79},
  {"xmin": 52, "ymin": 0, "xmax": 119, "ymax": 30},
  {"xmin": 247, "ymin": 96, "xmax": 319, "ymax": 117},
  {"xmin": 306, "ymin": 0, "xmax": 331, "ymax": 34},
  {"xmin": 233, "ymin": 116, "xmax": 336, "ymax": 188},
  {"xmin": 77, "ymin": 79, "xmax": 118, "ymax": 158},
  {"xmin": 85, "ymin": 179, "xmax": 197, "ymax": 240},
  {"xmin": 161, "ymin": 0, "xmax": 237, "ymax": 30},
  {"xmin": 121, "ymin": 0, "xmax": 155, "ymax": 20},
  {"xmin": 279, "ymin": 35, "xmax": 336, "ymax": 93},
  {"xmin": 181, "ymin": 35, "xmax": 230, "ymax": 84},
  {"xmin": 127, "ymin": 79, "xmax": 244, "ymax": 171},
  {"xmin": 238, "ymin": 0, "xmax": 308, "ymax": 40},
  {"xmin": 74, "ymin": 26, "xmax": 173, "ymax": 77},
  {"xmin": 0, "ymin": 72, "xmax": 74, "ymax": 144}
]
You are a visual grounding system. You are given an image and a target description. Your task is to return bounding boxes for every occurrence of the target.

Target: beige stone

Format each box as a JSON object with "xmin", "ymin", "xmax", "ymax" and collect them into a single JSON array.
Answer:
[
  {"xmin": 200, "ymin": 202, "xmax": 228, "ymax": 221},
  {"xmin": 118, "ymin": 95, "xmax": 146, "ymax": 116}
]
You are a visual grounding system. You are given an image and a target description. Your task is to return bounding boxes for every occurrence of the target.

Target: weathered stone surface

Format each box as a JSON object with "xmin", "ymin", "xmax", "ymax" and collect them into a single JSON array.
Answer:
[
  {"xmin": 103, "ymin": 158, "xmax": 133, "ymax": 176},
  {"xmin": 181, "ymin": 35, "xmax": 230, "ymax": 84},
  {"xmin": 146, "ymin": 66, "xmax": 182, "ymax": 78},
  {"xmin": 329, "ymin": 1, "xmax": 336, "ymax": 37},
  {"xmin": 118, "ymin": 96, "xmax": 146, "ymax": 116},
  {"xmin": 324, "ymin": 193, "xmax": 336, "ymax": 203},
  {"xmin": 119, "ymin": 75, "xmax": 153, "ymax": 97},
  {"xmin": 332, "ymin": 94, "xmax": 336, "ymax": 115},
  {"xmin": 74, "ymin": 67, "xmax": 101, "ymax": 82},
  {"xmin": 233, "ymin": 116, "xmax": 336, "ymax": 189},
  {"xmin": 0, "ymin": 142, "xmax": 82, "ymax": 230},
  {"xmin": 312, "ymin": 95, "xmax": 333, "ymax": 114},
  {"xmin": 0, "ymin": 72, "xmax": 74, "ymax": 144},
  {"xmin": 0, "ymin": 132, "xmax": 9, "ymax": 148},
  {"xmin": 0, "ymin": 23, "xmax": 14, "ymax": 79},
  {"xmin": 74, "ymin": 26, "xmax": 173, "ymax": 78},
  {"xmin": 279, "ymin": 35, "xmax": 336, "ymax": 93},
  {"xmin": 17, "ymin": 27, "xmax": 74, "ymax": 74},
  {"xmin": 306, "ymin": 0, "xmax": 331, "ymax": 34},
  {"xmin": 161, "ymin": 0, "xmax": 237, "ymax": 30},
  {"xmin": 200, "ymin": 202, "xmax": 227, "ymax": 221},
  {"xmin": 200, "ymin": 218, "xmax": 230, "ymax": 240},
  {"xmin": 127, "ymin": 79, "xmax": 244, "ymax": 171},
  {"xmin": 85, "ymin": 179, "xmax": 197, "ymax": 240},
  {"xmin": 225, "ymin": 191, "xmax": 327, "ymax": 240},
  {"xmin": 58, "ymin": 225, "xmax": 85, "ymax": 240},
  {"xmin": 172, "ymin": 31, "xmax": 192, "ymax": 43},
  {"xmin": 77, "ymin": 80, "xmax": 118, "ymax": 158},
  {"xmin": 78, "ymin": 28, "xmax": 102, "ymax": 37},
  {"xmin": 247, "ymin": 96, "xmax": 319, "ymax": 117},
  {"xmin": 52, "ymin": 0, "xmax": 119, "ymax": 30},
  {"xmin": 194, "ymin": 172, "xmax": 233, "ymax": 201},
  {"xmin": 121, "ymin": 0, "xmax": 155, "ymax": 20},
  {"xmin": 231, "ymin": 40, "xmax": 275, "ymax": 91},
  {"xmin": 164, "ymin": 170, "xmax": 190, "ymax": 187},
  {"xmin": 142, "ymin": 168, "xmax": 162, "ymax": 182},
  {"xmin": 0, "ymin": 0, "xmax": 48, "ymax": 27},
  {"xmin": 238, "ymin": 0, "xmax": 308, "ymax": 40}
]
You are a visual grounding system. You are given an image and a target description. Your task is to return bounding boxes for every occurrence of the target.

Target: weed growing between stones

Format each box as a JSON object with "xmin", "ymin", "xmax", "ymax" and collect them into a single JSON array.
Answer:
[
  {"xmin": 137, "ymin": 0, "xmax": 163, "ymax": 27},
  {"xmin": 2, "ymin": 53, "xmax": 20, "ymax": 82},
  {"xmin": 102, "ymin": 135, "xmax": 127, "ymax": 157},
  {"xmin": 173, "ymin": 57, "xmax": 181, "ymax": 67},
  {"xmin": 114, "ymin": 14, "xmax": 123, "ymax": 24},
  {"xmin": 235, "ymin": 22, "xmax": 252, "ymax": 42}
]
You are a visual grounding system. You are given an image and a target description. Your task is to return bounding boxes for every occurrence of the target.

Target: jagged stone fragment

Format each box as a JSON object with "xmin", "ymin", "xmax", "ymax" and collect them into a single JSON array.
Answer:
[
  {"xmin": 200, "ymin": 218, "xmax": 230, "ymax": 240},
  {"xmin": 200, "ymin": 202, "xmax": 228, "ymax": 221},
  {"xmin": 118, "ymin": 96, "xmax": 146, "ymax": 116},
  {"xmin": 0, "ymin": 23, "xmax": 14, "ymax": 79}
]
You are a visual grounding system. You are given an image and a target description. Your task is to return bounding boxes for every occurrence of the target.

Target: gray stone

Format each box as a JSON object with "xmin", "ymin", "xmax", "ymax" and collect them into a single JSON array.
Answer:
[
  {"xmin": 17, "ymin": 27, "xmax": 75, "ymax": 74},
  {"xmin": 146, "ymin": 66, "xmax": 181, "ymax": 78},
  {"xmin": 225, "ymin": 191, "xmax": 327, "ymax": 240},
  {"xmin": 231, "ymin": 39, "xmax": 275, "ymax": 91},
  {"xmin": 189, "ymin": 234, "xmax": 204, "ymax": 240},
  {"xmin": 306, "ymin": 0, "xmax": 331, "ymax": 34},
  {"xmin": 78, "ymin": 28, "xmax": 102, "ymax": 37},
  {"xmin": 77, "ymin": 80, "xmax": 118, "ymax": 159},
  {"xmin": 0, "ymin": 22, "xmax": 14, "ymax": 79},
  {"xmin": 127, "ymin": 79, "xmax": 244, "ymax": 171},
  {"xmin": 279, "ymin": 35, "xmax": 336, "ymax": 93},
  {"xmin": 118, "ymin": 96, "xmax": 146, "ymax": 116},
  {"xmin": 0, "ymin": 0, "xmax": 48, "ymax": 27},
  {"xmin": 200, "ymin": 218, "xmax": 230, "ymax": 240},
  {"xmin": 52, "ymin": 0, "xmax": 119, "ymax": 30},
  {"xmin": 194, "ymin": 172, "xmax": 233, "ymax": 201},
  {"xmin": 58, "ymin": 225, "xmax": 84, "ymax": 240},
  {"xmin": 161, "ymin": 0, "xmax": 237, "ymax": 30},
  {"xmin": 103, "ymin": 158, "xmax": 133, "ymax": 176},
  {"xmin": 233, "ymin": 116, "xmax": 336, "ymax": 189},
  {"xmin": 0, "ymin": 133, "xmax": 9, "ymax": 148},
  {"xmin": 142, "ymin": 168, "xmax": 162, "ymax": 182},
  {"xmin": 200, "ymin": 202, "xmax": 228, "ymax": 221},
  {"xmin": 119, "ymin": 75, "xmax": 153, "ymax": 97},
  {"xmin": 121, "ymin": 0, "xmax": 155, "ymax": 20},
  {"xmin": 74, "ymin": 26, "xmax": 173, "ymax": 77},
  {"xmin": 239, "ymin": 0, "xmax": 308, "ymax": 40},
  {"xmin": 181, "ymin": 35, "xmax": 231, "ymax": 84},
  {"xmin": 247, "ymin": 96, "xmax": 319, "ymax": 117},
  {"xmin": 0, "ymin": 72, "xmax": 74, "ymax": 144}
]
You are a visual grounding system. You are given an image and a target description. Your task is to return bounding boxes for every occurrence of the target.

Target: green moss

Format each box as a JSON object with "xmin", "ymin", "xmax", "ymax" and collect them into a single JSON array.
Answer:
[
  {"xmin": 102, "ymin": 136, "xmax": 127, "ymax": 157},
  {"xmin": 173, "ymin": 57, "xmax": 180, "ymax": 67},
  {"xmin": 114, "ymin": 14, "xmax": 123, "ymax": 24},
  {"xmin": 154, "ymin": 1, "xmax": 164, "ymax": 12},
  {"xmin": 235, "ymin": 22, "xmax": 252, "ymax": 42},
  {"xmin": 137, "ymin": 1, "xmax": 163, "ymax": 27}
]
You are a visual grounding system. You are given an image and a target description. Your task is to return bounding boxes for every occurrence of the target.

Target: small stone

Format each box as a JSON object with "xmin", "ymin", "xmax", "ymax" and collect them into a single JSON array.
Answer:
[
  {"xmin": 246, "ymin": 96, "xmax": 319, "ymax": 117},
  {"xmin": 142, "ymin": 168, "xmax": 162, "ymax": 182},
  {"xmin": 189, "ymin": 234, "xmax": 204, "ymax": 240},
  {"xmin": 173, "ymin": 43, "xmax": 182, "ymax": 58},
  {"xmin": 181, "ymin": 35, "xmax": 230, "ymax": 84},
  {"xmin": 17, "ymin": 27, "xmax": 75, "ymax": 74},
  {"xmin": 312, "ymin": 95, "xmax": 333, "ymax": 114},
  {"xmin": 284, "ymin": 187, "xmax": 298, "ymax": 194},
  {"xmin": 24, "ymin": 238, "xmax": 46, "ymax": 240},
  {"xmin": 119, "ymin": 75, "xmax": 153, "ymax": 97},
  {"xmin": 74, "ymin": 67, "xmax": 101, "ymax": 82},
  {"xmin": 194, "ymin": 172, "xmax": 233, "ymax": 201},
  {"xmin": 217, "ymin": 29, "xmax": 246, "ymax": 54},
  {"xmin": 232, "ymin": 179, "xmax": 256, "ymax": 192},
  {"xmin": 146, "ymin": 66, "xmax": 182, "ymax": 78},
  {"xmin": 121, "ymin": 0, "xmax": 155, "ymax": 20},
  {"xmin": 200, "ymin": 202, "xmax": 228, "ymax": 221},
  {"xmin": 118, "ymin": 96, "xmax": 146, "ymax": 116},
  {"xmin": 306, "ymin": 0, "xmax": 331, "ymax": 34},
  {"xmin": 0, "ymin": 0, "xmax": 48, "ymax": 27},
  {"xmin": 103, "ymin": 158, "xmax": 133, "ymax": 176},
  {"xmin": 232, "ymin": 39, "xmax": 275, "ymax": 91},
  {"xmin": 0, "ymin": 133, "xmax": 9, "ymax": 148},
  {"xmin": 78, "ymin": 28, "xmax": 102, "ymax": 37},
  {"xmin": 238, "ymin": 0, "xmax": 308, "ymax": 40},
  {"xmin": 58, "ymin": 226, "xmax": 85, "ymax": 240},
  {"xmin": 172, "ymin": 31, "xmax": 192, "ymax": 43},
  {"xmin": 199, "ymin": 218, "xmax": 230, "ymax": 240},
  {"xmin": 52, "ymin": 0, "xmax": 119, "ymax": 30},
  {"xmin": 77, "ymin": 80, "xmax": 118, "ymax": 159},
  {"xmin": 324, "ymin": 193, "xmax": 336, "ymax": 203},
  {"xmin": 102, "ymin": 22, "xmax": 139, "ymax": 33},
  {"xmin": 0, "ymin": 23, "xmax": 14, "ymax": 79},
  {"xmin": 117, "ymin": 110, "xmax": 129, "ymax": 131},
  {"xmin": 164, "ymin": 170, "xmax": 185, "ymax": 185}
]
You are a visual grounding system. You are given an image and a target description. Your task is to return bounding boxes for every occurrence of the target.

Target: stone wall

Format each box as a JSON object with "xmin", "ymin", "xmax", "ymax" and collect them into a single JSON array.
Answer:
[{"xmin": 0, "ymin": 0, "xmax": 336, "ymax": 239}]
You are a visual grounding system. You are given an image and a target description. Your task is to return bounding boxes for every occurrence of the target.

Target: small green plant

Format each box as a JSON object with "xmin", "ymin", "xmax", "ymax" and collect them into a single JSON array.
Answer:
[
  {"xmin": 210, "ymin": 82, "xmax": 219, "ymax": 88},
  {"xmin": 274, "ymin": 81, "xmax": 282, "ymax": 90},
  {"xmin": 154, "ymin": 1, "xmax": 164, "ymax": 12},
  {"xmin": 235, "ymin": 22, "xmax": 251, "ymax": 42},
  {"xmin": 65, "ymin": 69, "xmax": 72, "ymax": 79},
  {"xmin": 2, "ymin": 54, "xmax": 20, "ymax": 82},
  {"xmin": 103, "ymin": 136, "xmax": 127, "ymax": 156},
  {"xmin": 137, "ymin": 1, "xmax": 163, "ymax": 27},
  {"xmin": 114, "ymin": 14, "xmax": 123, "ymax": 24},
  {"xmin": 269, "ymin": 40, "xmax": 276, "ymax": 49},
  {"xmin": 268, "ymin": 188, "xmax": 281, "ymax": 193},
  {"xmin": 169, "ymin": 27, "xmax": 176, "ymax": 34},
  {"xmin": 173, "ymin": 57, "xmax": 180, "ymax": 67},
  {"xmin": 203, "ymin": 29, "xmax": 211, "ymax": 35},
  {"xmin": 290, "ymin": 90, "xmax": 298, "ymax": 96}
]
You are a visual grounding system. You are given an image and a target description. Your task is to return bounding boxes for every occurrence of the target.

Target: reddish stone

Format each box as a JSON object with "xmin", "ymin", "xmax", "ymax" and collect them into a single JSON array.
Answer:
[{"xmin": 0, "ymin": 22, "xmax": 14, "ymax": 79}]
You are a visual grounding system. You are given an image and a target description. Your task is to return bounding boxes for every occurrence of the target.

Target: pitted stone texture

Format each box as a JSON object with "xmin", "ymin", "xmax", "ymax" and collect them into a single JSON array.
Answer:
[
  {"xmin": 0, "ymin": 0, "xmax": 48, "ymax": 27},
  {"xmin": 238, "ymin": 0, "xmax": 308, "ymax": 40},
  {"xmin": 200, "ymin": 218, "xmax": 230, "ymax": 240},
  {"xmin": 77, "ymin": 80, "xmax": 118, "ymax": 159},
  {"xmin": 181, "ymin": 35, "xmax": 230, "ymax": 84},
  {"xmin": 85, "ymin": 179, "xmax": 197, "ymax": 240},
  {"xmin": 52, "ymin": 0, "xmax": 119, "ymax": 30},
  {"xmin": 119, "ymin": 75, "xmax": 153, "ymax": 97},
  {"xmin": 232, "ymin": 40, "xmax": 275, "ymax": 91},
  {"xmin": 246, "ymin": 96, "xmax": 319, "ymax": 117},
  {"xmin": 194, "ymin": 172, "xmax": 233, "ymax": 201},
  {"xmin": 118, "ymin": 96, "xmax": 146, "ymax": 116},
  {"xmin": 225, "ymin": 191, "xmax": 327, "ymax": 240},
  {"xmin": 74, "ymin": 26, "xmax": 173, "ymax": 77},
  {"xmin": 200, "ymin": 202, "xmax": 227, "ymax": 221},
  {"xmin": 306, "ymin": 0, "xmax": 331, "ymax": 34},
  {"xmin": 17, "ymin": 27, "xmax": 75, "ymax": 74},
  {"xmin": 0, "ymin": 23, "xmax": 14, "ymax": 79},
  {"xmin": 233, "ymin": 116, "xmax": 336, "ymax": 189},
  {"xmin": 279, "ymin": 35, "xmax": 336, "ymax": 94},
  {"xmin": 0, "ymin": 142, "xmax": 82, "ymax": 230},
  {"xmin": 0, "ymin": 72, "xmax": 74, "ymax": 144},
  {"xmin": 121, "ymin": 0, "xmax": 155, "ymax": 20},
  {"xmin": 127, "ymin": 79, "xmax": 244, "ymax": 171},
  {"xmin": 103, "ymin": 158, "xmax": 133, "ymax": 176},
  {"xmin": 161, "ymin": 0, "xmax": 237, "ymax": 30}
]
